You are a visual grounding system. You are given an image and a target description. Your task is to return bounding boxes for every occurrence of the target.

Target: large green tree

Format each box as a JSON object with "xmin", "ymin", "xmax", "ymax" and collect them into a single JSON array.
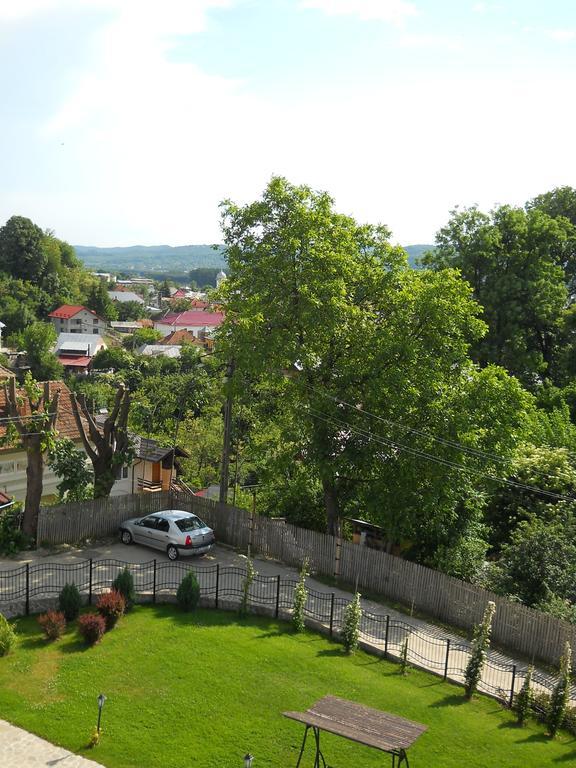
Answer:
[
  {"xmin": 218, "ymin": 178, "xmax": 529, "ymax": 552},
  {"xmin": 424, "ymin": 205, "xmax": 572, "ymax": 387}
]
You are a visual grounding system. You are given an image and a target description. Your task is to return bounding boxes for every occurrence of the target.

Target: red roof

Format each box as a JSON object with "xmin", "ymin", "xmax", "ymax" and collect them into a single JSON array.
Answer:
[
  {"xmin": 57, "ymin": 355, "xmax": 92, "ymax": 368},
  {"xmin": 172, "ymin": 289, "xmax": 188, "ymax": 298},
  {"xmin": 160, "ymin": 329, "xmax": 201, "ymax": 345},
  {"xmin": 48, "ymin": 305, "xmax": 101, "ymax": 320},
  {"xmin": 0, "ymin": 382, "xmax": 88, "ymax": 442},
  {"xmin": 161, "ymin": 310, "xmax": 224, "ymax": 327}
]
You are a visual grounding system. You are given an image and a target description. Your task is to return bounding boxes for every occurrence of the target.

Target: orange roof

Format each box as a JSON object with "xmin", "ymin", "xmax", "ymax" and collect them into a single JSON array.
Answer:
[
  {"xmin": 48, "ymin": 304, "xmax": 102, "ymax": 321},
  {"xmin": 0, "ymin": 381, "xmax": 88, "ymax": 443},
  {"xmin": 137, "ymin": 319, "xmax": 154, "ymax": 328},
  {"xmin": 160, "ymin": 329, "xmax": 201, "ymax": 346}
]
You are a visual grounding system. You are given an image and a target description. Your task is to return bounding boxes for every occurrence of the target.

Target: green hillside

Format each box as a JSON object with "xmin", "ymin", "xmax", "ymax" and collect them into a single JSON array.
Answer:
[
  {"xmin": 74, "ymin": 243, "xmax": 434, "ymax": 275},
  {"xmin": 74, "ymin": 244, "xmax": 227, "ymax": 273}
]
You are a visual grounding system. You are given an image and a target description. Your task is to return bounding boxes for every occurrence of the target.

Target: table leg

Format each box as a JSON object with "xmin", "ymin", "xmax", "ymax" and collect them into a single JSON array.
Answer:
[
  {"xmin": 296, "ymin": 725, "xmax": 310, "ymax": 768},
  {"xmin": 313, "ymin": 727, "xmax": 327, "ymax": 768},
  {"xmin": 397, "ymin": 749, "xmax": 409, "ymax": 767}
]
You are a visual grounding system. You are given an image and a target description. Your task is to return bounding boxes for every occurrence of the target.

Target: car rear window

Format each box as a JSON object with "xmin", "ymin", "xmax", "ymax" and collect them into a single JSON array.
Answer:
[{"xmin": 175, "ymin": 516, "xmax": 206, "ymax": 532}]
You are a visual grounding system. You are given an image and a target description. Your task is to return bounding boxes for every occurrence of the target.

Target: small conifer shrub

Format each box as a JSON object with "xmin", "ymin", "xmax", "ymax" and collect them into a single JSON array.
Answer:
[
  {"xmin": 464, "ymin": 601, "xmax": 496, "ymax": 699},
  {"xmin": 176, "ymin": 571, "xmax": 200, "ymax": 612},
  {"xmin": 549, "ymin": 642, "xmax": 572, "ymax": 737},
  {"xmin": 293, "ymin": 559, "xmax": 309, "ymax": 633},
  {"xmin": 515, "ymin": 666, "xmax": 533, "ymax": 726},
  {"xmin": 112, "ymin": 567, "xmax": 136, "ymax": 609},
  {"xmin": 342, "ymin": 592, "xmax": 362, "ymax": 653},
  {"xmin": 58, "ymin": 583, "xmax": 82, "ymax": 621}
]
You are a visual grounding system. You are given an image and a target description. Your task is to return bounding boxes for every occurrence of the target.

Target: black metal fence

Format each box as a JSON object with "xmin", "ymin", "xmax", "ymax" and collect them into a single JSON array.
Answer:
[{"xmin": 1, "ymin": 558, "xmax": 574, "ymax": 714}]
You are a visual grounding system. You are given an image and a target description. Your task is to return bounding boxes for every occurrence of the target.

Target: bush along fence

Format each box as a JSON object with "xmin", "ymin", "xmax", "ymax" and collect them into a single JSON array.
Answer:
[
  {"xmin": 0, "ymin": 557, "xmax": 574, "ymax": 721},
  {"xmin": 37, "ymin": 491, "xmax": 576, "ymax": 668}
]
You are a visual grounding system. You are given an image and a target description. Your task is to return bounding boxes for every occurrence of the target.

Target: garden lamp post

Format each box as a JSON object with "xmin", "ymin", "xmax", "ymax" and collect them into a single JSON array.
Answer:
[
  {"xmin": 243, "ymin": 753, "xmax": 253, "ymax": 767},
  {"xmin": 97, "ymin": 693, "xmax": 107, "ymax": 734}
]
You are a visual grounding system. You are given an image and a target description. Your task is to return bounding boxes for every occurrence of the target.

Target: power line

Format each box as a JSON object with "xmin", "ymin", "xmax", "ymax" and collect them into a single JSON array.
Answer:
[
  {"xmin": 299, "ymin": 381, "xmax": 574, "ymax": 486},
  {"xmin": 305, "ymin": 406, "xmax": 576, "ymax": 503}
]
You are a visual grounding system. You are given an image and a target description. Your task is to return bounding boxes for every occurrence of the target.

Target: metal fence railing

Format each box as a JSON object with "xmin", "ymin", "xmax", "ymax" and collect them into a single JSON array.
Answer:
[{"xmin": 0, "ymin": 557, "xmax": 574, "ymax": 718}]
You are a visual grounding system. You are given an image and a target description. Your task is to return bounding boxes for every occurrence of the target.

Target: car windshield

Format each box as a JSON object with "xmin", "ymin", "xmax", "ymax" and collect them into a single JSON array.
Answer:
[{"xmin": 175, "ymin": 516, "xmax": 206, "ymax": 532}]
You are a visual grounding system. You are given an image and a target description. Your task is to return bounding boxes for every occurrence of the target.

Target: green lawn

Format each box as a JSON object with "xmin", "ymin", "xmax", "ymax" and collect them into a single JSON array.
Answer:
[{"xmin": 0, "ymin": 606, "xmax": 574, "ymax": 767}]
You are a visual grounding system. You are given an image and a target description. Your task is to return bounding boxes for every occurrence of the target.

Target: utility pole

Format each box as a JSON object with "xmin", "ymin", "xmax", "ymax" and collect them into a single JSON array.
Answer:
[{"xmin": 219, "ymin": 361, "xmax": 234, "ymax": 504}]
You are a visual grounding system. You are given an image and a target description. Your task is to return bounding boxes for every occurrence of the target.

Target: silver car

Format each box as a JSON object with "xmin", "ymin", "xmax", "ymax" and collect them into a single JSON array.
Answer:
[{"xmin": 119, "ymin": 509, "xmax": 215, "ymax": 561}]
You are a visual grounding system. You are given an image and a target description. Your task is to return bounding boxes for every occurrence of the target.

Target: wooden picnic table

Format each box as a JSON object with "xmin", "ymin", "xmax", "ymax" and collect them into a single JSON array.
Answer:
[{"xmin": 283, "ymin": 695, "xmax": 427, "ymax": 767}]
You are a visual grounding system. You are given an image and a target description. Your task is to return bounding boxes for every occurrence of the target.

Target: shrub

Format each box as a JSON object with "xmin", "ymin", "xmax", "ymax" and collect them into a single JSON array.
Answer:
[
  {"xmin": 0, "ymin": 504, "xmax": 30, "ymax": 555},
  {"xmin": 38, "ymin": 610, "xmax": 66, "ymax": 641},
  {"xmin": 292, "ymin": 559, "xmax": 309, "ymax": 633},
  {"xmin": 58, "ymin": 583, "xmax": 83, "ymax": 621},
  {"xmin": 239, "ymin": 558, "xmax": 255, "ymax": 617},
  {"xmin": 400, "ymin": 636, "xmax": 410, "ymax": 675},
  {"xmin": 78, "ymin": 613, "xmax": 106, "ymax": 645},
  {"xmin": 96, "ymin": 590, "xmax": 126, "ymax": 630},
  {"xmin": 112, "ymin": 567, "xmax": 136, "ymax": 609},
  {"xmin": 464, "ymin": 601, "xmax": 496, "ymax": 699},
  {"xmin": 177, "ymin": 571, "xmax": 200, "ymax": 612},
  {"xmin": 342, "ymin": 592, "xmax": 362, "ymax": 653},
  {"xmin": 0, "ymin": 612, "xmax": 16, "ymax": 656},
  {"xmin": 515, "ymin": 665, "xmax": 533, "ymax": 726},
  {"xmin": 549, "ymin": 642, "xmax": 572, "ymax": 736}
]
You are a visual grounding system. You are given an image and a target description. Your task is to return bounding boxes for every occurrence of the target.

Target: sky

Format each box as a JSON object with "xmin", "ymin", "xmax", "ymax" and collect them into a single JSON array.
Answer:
[{"xmin": 0, "ymin": 0, "xmax": 575, "ymax": 247}]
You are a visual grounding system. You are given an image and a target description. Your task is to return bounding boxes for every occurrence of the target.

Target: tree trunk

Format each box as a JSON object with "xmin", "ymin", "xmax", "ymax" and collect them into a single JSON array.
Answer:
[
  {"xmin": 93, "ymin": 454, "xmax": 115, "ymax": 499},
  {"xmin": 22, "ymin": 436, "xmax": 44, "ymax": 539},
  {"xmin": 322, "ymin": 476, "xmax": 341, "ymax": 538}
]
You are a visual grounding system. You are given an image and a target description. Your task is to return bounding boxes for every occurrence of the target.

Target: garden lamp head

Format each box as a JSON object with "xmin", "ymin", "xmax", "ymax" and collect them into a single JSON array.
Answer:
[
  {"xmin": 98, "ymin": 693, "xmax": 107, "ymax": 711},
  {"xmin": 244, "ymin": 753, "xmax": 254, "ymax": 768}
]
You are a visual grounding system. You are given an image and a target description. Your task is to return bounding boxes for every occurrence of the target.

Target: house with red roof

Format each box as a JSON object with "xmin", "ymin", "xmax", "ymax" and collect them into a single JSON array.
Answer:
[
  {"xmin": 48, "ymin": 305, "xmax": 107, "ymax": 336},
  {"xmin": 0, "ymin": 382, "xmax": 90, "ymax": 502},
  {"xmin": 154, "ymin": 309, "xmax": 224, "ymax": 337}
]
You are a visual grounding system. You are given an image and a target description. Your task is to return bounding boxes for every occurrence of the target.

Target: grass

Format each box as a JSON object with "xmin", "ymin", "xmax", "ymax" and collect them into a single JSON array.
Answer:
[{"xmin": 0, "ymin": 606, "xmax": 574, "ymax": 767}]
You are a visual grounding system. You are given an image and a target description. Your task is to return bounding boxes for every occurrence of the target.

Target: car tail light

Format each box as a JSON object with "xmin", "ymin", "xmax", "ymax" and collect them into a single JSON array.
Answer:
[{"xmin": 185, "ymin": 535, "xmax": 192, "ymax": 546}]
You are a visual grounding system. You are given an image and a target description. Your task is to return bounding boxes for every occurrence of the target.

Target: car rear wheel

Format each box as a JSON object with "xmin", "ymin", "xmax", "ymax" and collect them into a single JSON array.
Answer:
[
  {"xmin": 120, "ymin": 529, "xmax": 132, "ymax": 545},
  {"xmin": 167, "ymin": 544, "xmax": 179, "ymax": 561}
]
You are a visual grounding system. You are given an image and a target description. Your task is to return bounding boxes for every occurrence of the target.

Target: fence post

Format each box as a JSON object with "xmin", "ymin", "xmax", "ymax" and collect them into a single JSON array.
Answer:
[
  {"xmin": 509, "ymin": 665, "xmax": 517, "ymax": 708},
  {"xmin": 329, "ymin": 593, "xmax": 335, "ymax": 637},
  {"xmin": 275, "ymin": 575, "xmax": 281, "ymax": 618},
  {"xmin": 215, "ymin": 563, "xmax": 220, "ymax": 609},
  {"xmin": 384, "ymin": 615, "xmax": 390, "ymax": 656},
  {"xmin": 25, "ymin": 564, "xmax": 30, "ymax": 616},
  {"xmin": 88, "ymin": 559, "xmax": 93, "ymax": 606},
  {"xmin": 153, "ymin": 560, "xmax": 157, "ymax": 604},
  {"xmin": 444, "ymin": 639, "xmax": 451, "ymax": 680}
]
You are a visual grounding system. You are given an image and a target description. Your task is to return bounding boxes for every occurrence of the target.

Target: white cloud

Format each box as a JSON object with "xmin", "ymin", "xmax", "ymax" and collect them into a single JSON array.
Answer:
[
  {"xmin": 299, "ymin": 0, "xmax": 417, "ymax": 25},
  {"xmin": 547, "ymin": 29, "xmax": 576, "ymax": 42}
]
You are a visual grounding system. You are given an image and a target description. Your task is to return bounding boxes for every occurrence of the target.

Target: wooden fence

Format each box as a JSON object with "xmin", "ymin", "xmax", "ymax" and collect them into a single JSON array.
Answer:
[{"xmin": 37, "ymin": 491, "xmax": 576, "ymax": 666}]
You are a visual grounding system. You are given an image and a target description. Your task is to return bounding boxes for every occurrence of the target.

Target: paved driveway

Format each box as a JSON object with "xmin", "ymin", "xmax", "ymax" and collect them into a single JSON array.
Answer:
[{"xmin": 0, "ymin": 719, "xmax": 104, "ymax": 768}]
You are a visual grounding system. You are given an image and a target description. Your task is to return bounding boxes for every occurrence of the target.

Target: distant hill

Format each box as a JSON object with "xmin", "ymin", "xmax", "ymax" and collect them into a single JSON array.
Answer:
[
  {"xmin": 74, "ymin": 244, "xmax": 227, "ymax": 274},
  {"xmin": 74, "ymin": 242, "xmax": 435, "ymax": 277},
  {"xmin": 403, "ymin": 244, "xmax": 434, "ymax": 267}
]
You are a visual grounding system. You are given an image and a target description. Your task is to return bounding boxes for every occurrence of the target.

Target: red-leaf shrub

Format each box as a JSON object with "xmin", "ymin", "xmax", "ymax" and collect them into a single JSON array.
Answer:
[
  {"xmin": 37, "ymin": 610, "xmax": 66, "ymax": 640},
  {"xmin": 96, "ymin": 589, "xmax": 126, "ymax": 630},
  {"xmin": 78, "ymin": 613, "xmax": 106, "ymax": 645}
]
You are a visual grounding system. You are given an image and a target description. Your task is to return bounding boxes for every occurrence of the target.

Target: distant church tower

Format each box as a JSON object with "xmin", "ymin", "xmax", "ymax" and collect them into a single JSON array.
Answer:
[{"xmin": 216, "ymin": 270, "xmax": 227, "ymax": 288}]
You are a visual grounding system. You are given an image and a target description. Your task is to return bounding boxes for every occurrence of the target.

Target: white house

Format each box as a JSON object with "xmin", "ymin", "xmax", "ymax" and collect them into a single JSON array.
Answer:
[
  {"xmin": 48, "ymin": 305, "xmax": 107, "ymax": 335},
  {"xmin": 54, "ymin": 333, "xmax": 107, "ymax": 373}
]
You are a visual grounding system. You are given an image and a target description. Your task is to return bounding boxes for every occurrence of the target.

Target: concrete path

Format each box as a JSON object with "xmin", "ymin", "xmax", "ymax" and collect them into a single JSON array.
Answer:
[{"xmin": 0, "ymin": 719, "xmax": 103, "ymax": 767}]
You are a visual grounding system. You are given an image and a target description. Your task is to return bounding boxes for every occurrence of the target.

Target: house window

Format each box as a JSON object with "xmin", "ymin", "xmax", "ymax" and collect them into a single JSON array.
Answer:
[
  {"xmin": 76, "ymin": 319, "xmax": 82, "ymax": 325},
  {"xmin": 93, "ymin": 329, "xmax": 98, "ymax": 334}
]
